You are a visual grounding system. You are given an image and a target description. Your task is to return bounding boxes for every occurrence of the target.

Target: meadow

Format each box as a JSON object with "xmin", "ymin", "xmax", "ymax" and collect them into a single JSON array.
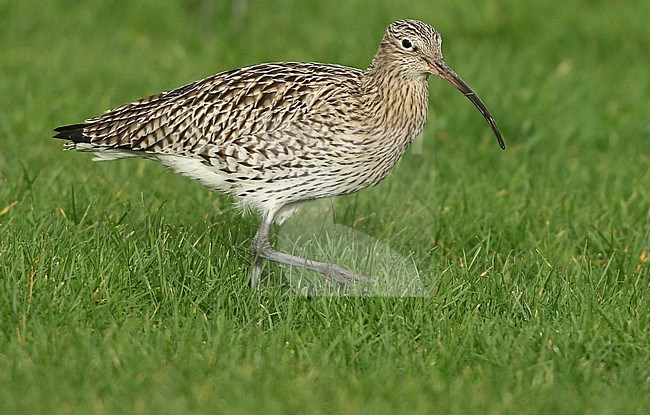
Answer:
[{"xmin": 1, "ymin": 0, "xmax": 648, "ymax": 413}]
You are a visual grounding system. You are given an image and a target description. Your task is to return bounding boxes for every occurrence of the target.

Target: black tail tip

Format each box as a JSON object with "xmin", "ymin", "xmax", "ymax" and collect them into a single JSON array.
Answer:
[{"xmin": 53, "ymin": 123, "xmax": 90, "ymax": 142}]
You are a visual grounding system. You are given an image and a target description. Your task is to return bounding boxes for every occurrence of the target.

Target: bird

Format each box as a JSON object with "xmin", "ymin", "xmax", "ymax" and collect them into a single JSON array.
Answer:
[{"xmin": 54, "ymin": 19, "xmax": 505, "ymax": 288}]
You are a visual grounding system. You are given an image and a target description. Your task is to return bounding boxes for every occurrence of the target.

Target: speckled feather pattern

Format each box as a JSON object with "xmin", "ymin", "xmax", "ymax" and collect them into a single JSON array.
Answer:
[{"xmin": 56, "ymin": 20, "xmax": 439, "ymax": 223}]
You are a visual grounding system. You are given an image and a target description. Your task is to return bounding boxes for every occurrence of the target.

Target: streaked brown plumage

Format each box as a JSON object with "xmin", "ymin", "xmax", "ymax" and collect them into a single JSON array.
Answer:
[{"xmin": 54, "ymin": 20, "xmax": 505, "ymax": 287}]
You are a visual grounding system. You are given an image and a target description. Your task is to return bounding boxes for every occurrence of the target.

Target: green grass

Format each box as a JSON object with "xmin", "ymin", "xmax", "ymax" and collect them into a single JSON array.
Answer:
[{"xmin": 1, "ymin": 0, "xmax": 649, "ymax": 413}]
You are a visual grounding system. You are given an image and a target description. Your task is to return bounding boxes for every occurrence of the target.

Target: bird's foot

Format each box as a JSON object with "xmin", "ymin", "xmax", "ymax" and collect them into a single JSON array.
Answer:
[{"xmin": 318, "ymin": 263, "xmax": 367, "ymax": 286}]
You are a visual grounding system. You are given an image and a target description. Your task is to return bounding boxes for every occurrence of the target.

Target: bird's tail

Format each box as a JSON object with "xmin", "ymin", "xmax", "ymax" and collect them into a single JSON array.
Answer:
[
  {"xmin": 53, "ymin": 122, "xmax": 134, "ymax": 160},
  {"xmin": 53, "ymin": 123, "xmax": 90, "ymax": 143}
]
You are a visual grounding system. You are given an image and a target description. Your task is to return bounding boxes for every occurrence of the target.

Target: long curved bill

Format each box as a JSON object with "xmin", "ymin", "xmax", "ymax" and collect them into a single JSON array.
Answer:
[{"xmin": 429, "ymin": 60, "xmax": 506, "ymax": 150}]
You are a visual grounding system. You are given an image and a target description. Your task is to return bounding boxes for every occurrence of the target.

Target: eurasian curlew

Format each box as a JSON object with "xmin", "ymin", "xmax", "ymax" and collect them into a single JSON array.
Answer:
[{"xmin": 54, "ymin": 19, "xmax": 505, "ymax": 287}]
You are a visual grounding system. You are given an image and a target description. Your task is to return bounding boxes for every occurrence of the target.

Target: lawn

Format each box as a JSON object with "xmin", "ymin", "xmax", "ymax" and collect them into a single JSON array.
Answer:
[{"xmin": 1, "ymin": 0, "xmax": 649, "ymax": 413}]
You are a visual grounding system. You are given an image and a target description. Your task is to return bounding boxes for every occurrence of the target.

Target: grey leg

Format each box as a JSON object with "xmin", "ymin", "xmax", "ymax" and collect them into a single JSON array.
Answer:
[
  {"xmin": 249, "ymin": 214, "xmax": 272, "ymax": 288},
  {"xmin": 249, "ymin": 212, "xmax": 367, "ymax": 287},
  {"xmin": 249, "ymin": 256, "xmax": 265, "ymax": 288}
]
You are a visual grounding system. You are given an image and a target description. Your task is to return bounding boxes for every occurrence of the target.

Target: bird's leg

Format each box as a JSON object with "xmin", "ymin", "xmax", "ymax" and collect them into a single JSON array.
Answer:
[
  {"xmin": 249, "ymin": 215, "xmax": 273, "ymax": 288},
  {"xmin": 249, "ymin": 256, "xmax": 265, "ymax": 288},
  {"xmin": 249, "ymin": 212, "xmax": 367, "ymax": 287}
]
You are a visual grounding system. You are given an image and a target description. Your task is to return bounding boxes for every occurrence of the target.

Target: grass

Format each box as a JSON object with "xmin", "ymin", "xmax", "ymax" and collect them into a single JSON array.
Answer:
[{"xmin": 1, "ymin": 0, "xmax": 649, "ymax": 413}]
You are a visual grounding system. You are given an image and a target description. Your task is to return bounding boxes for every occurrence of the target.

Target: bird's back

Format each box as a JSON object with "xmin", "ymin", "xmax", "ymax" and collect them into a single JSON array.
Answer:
[{"xmin": 59, "ymin": 62, "xmax": 365, "ymax": 155}]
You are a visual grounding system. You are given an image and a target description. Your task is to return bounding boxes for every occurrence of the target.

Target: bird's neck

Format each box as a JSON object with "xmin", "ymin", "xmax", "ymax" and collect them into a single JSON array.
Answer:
[{"xmin": 360, "ymin": 67, "xmax": 430, "ymax": 145}]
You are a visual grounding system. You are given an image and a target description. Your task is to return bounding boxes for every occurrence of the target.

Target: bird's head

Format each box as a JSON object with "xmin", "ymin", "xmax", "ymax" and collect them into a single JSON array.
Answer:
[{"xmin": 374, "ymin": 19, "xmax": 506, "ymax": 149}]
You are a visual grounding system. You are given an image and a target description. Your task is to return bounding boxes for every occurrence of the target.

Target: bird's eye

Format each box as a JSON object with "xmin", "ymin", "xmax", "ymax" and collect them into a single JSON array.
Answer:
[{"xmin": 401, "ymin": 38, "xmax": 412, "ymax": 49}]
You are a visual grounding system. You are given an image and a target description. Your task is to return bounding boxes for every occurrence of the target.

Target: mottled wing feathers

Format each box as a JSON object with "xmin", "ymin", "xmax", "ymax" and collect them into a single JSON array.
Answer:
[{"xmin": 55, "ymin": 62, "xmax": 364, "ymax": 158}]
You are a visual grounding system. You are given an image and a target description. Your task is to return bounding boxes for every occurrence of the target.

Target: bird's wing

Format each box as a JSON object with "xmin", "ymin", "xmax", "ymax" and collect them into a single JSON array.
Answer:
[{"xmin": 58, "ymin": 62, "xmax": 364, "ymax": 157}]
